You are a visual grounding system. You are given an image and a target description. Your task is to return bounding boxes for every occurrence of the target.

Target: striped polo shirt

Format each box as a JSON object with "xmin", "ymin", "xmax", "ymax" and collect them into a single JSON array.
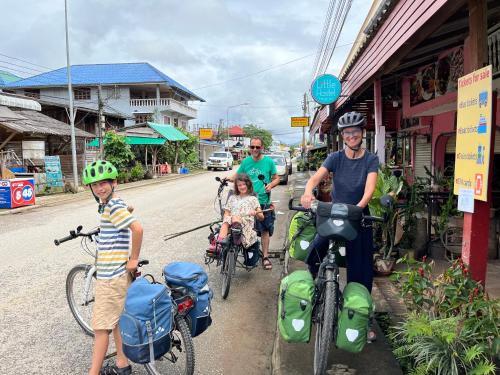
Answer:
[{"xmin": 96, "ymin": 198, "xmax": 136, "ymax": 279}]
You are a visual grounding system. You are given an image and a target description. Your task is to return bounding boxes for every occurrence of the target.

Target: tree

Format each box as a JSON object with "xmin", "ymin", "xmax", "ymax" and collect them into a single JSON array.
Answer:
[
  {"xmin": 242, "ymin": 124, "xmax": 273, "ymax": 149},
  {"xmin": 104, "ymin": 131, "xmax": 135, "ymax": 171},
  {"xmin": 159, "ymin": 128, "xmax": 199, "ymax": 168}
]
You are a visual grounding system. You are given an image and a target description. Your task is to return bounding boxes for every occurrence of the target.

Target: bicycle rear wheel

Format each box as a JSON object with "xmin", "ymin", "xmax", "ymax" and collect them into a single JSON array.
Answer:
[
  {"xmin": 221, "ymin": 247, "xmax": 236, "ymax": 299},
  {"xmin": 66, "ymin": 264, "xmax": 95, "ymax": 337},
  {"xmin": 313, "ymin": 269, "xmax": 337, "ymax": 375},
  {"xmin": 145, "ymin": 315, "xmax": 195, "ymax": 375}
]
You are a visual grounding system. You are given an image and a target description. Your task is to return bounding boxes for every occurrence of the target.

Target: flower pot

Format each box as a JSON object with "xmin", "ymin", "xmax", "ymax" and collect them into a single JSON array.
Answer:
[{"xmin": 374, "ymin": 257, "xmax": 396, "ymax": 276}]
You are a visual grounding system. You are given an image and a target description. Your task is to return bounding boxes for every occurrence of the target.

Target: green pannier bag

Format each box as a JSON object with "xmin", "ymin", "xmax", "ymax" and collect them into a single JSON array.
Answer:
[
  {"xmin": 288, "ymin": 212, "xmax": 316, "ymax": 261},
  {"xmin": 278, "ymin": 270, "xmax": 314, "ymax": 343},
  {"xmin": 336, "ymin": 282, "xmax": 373, "ymax": 353}
]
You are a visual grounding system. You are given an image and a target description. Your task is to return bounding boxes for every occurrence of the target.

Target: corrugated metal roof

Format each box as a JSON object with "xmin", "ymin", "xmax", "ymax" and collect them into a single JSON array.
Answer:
[
  {"xmin": 147, "ymin": 122, "xmax": 189, "ymax": 141},
  {"xmin": 0, "ymin": 70, "xmax": 21, "ymax": 86},
  {"xmin": 4, "ymin": 62, "xmax": 205, "ymax": 102},
  {"xmin": 0, "ymin": 107, "xmax": 94, "ymax": 137},
  {"xmin": 87, "ymin": 136, "xmax": 165, "ymax": 147}
]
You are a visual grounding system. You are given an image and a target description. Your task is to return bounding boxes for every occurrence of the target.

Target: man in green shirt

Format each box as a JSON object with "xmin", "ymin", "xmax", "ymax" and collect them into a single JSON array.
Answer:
[{"xmin": 227, "ymin": 136, "xmax": 280, "ymax": 270}]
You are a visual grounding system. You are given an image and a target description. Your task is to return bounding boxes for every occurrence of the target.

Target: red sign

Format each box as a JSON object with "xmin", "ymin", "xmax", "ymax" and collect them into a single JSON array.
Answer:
[
  {"xmin": 474, "ymin": 173, "xmax": 483, "ymax": 196},
  {"xmin": 10, "ymin": 179, "xmax": 35, "ymax": 208}
]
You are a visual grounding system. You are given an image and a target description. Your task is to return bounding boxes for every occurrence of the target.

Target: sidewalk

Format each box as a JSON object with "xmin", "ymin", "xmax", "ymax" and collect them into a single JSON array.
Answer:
[
  {"xmin": 0, "ymin": 170, "xmax": 208, "ymax": 216},
  {"xmin": 271, "ymin": 171, "xmax": 403, "ymax": 375}
]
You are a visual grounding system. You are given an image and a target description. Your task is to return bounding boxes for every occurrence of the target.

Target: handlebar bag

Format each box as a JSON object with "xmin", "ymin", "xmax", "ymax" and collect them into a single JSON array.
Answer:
[
  {"xmin": 288, "ymin": 212, "xmax": 316, "ymax": 261},
  {"xmin": 278, "ymin": 270, "xmax": 314, "ymax": 343},
  {"xmin": 336, "ymin": 282, "xmax": 373, "ymax": 353},
  {"xmin": 163, "ymin": 262, "xmax": 212, "ymax": 337},
  {"xmin": 119, "ymin": 278, "xmax": 173, "ymax": 364},
  {"xmin": 316, "ymin": 202, "xmax": 362, "ymax": 241}
]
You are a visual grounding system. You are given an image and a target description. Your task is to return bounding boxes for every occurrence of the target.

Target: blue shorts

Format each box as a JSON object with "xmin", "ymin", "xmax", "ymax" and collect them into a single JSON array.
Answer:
[{"xmin": 255, "ymin": 204, "xmax": 275, "ymax": 237}]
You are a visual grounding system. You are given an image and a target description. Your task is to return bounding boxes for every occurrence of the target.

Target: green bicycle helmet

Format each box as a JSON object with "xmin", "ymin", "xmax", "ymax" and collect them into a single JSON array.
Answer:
[{"xmin": 82, "ymin": 160, "xmax": 118, "ymax": 185}]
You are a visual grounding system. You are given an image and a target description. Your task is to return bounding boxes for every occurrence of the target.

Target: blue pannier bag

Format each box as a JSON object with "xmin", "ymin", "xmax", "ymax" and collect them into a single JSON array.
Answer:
[
  {"xmin": 163, "ymin": 262, "xmax": 213, "ymax": 337},
  {"xmin": 119, "ymin": 278, "xmax": 173, "ymax": 364}
]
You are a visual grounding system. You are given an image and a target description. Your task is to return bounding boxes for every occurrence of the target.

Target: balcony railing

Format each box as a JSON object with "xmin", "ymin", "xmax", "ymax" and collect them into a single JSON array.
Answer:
[
  {"xmin": 488, "ymin": 23, "xmax": 500, "ymax": 77},
  {"xmin": 129, "ymin": 98, "xmax": 197, "ymax": 118}
]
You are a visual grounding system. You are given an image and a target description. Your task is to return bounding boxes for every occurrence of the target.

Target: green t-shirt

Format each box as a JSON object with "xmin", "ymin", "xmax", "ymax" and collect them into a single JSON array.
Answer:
[{"xmin": 237, "ymin": 155, "xmax": 277, "ymax": 205}]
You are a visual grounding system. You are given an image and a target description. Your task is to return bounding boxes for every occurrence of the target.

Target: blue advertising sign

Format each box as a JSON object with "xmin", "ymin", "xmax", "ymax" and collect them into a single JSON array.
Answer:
[
  {"xmin": 0, "ymin": 180, "xmax": 11, "ymax": 208},
  {"xmin": 311, "ymin": 74, "xmax": 342, "ymax": 105},
  {"xmin": 44, "ymin": 156, "xmax": 64, "ymax": 187}
]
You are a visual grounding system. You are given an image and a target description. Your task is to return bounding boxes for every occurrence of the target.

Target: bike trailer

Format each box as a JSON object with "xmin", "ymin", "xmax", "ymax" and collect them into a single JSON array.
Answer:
[
  {"xmin": 163, "ymin": 262, "xmax": 213, "ymax": 337},
  {"xmin": 288, "ymin": 212, "xmax": 316, "ymax": 261},
  {"xmin": 278, "ymin": 270, "xmax": 314, "ymax": 343},
  {"xmin": 244, "ymin": 240, "xmax": 260, "ymax": 267},
  {"xmin": 119, "ymin": 278, "xmax": 174, "ymax": 364},
  {"xmin": 336, "ymin": 282, "xmax": 373, "ymax": 353}
]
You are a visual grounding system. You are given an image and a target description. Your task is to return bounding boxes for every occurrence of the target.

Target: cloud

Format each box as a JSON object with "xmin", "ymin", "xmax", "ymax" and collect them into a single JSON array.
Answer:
[{"xmin": 0, "ymin": 0, "xmax": 371, "ymax": 144}]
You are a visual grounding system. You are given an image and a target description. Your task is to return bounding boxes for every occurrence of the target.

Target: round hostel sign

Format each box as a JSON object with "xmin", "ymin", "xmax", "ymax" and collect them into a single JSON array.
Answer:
[{"xmin": 311, "ymin": 74, "xmax": 342, "ymax": 105}]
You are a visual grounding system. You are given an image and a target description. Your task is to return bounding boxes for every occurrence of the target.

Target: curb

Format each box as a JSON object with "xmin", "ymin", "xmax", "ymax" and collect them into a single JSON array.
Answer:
[{"xmin": 0, "ymin": 170, "xmax": 208, "ymax": 216}]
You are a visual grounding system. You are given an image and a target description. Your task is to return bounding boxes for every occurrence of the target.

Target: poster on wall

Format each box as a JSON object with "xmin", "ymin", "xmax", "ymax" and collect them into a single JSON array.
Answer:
[
  {"xmin": 44, "ymin": 156, "xmax": 64, "ymax": 187},
  {"xmin": 454, "ymin": 65, "xmax": 493, "ymax": 202}
]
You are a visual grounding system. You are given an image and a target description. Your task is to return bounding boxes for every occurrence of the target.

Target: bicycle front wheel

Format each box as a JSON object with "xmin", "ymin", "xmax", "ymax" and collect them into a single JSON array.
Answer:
[
  {"xmin": 221, "ymin": 247, "xmax": 236, "ymax": 299},
  {"xmin": 66, "ymin": 264, "xmax": 95, "ymax": 337},
  {"xmin": 145, "ymin": 315, "xmax": 195, "ymax": 375},
  {"xmin": 313, "ymin": 269, "xmax": 337, "ymax": 375}
]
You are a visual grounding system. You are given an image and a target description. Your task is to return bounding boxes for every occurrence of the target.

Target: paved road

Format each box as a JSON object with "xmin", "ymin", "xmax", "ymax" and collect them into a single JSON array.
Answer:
[{"xmin": 0, "ymin": 171, "xmax": 289, "ymax": 375}]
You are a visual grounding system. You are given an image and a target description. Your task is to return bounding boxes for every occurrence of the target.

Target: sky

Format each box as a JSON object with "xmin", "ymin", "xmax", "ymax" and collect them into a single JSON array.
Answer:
[{"xmin": 0, "ymin": 0, "xmax": 372, "ymax": 144}]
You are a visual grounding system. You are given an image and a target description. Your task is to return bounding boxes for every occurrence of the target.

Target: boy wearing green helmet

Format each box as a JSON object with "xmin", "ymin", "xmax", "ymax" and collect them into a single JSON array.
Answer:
[{"xmin": 83, "ymin": 160, "xmax": 143, "ymax": 375}]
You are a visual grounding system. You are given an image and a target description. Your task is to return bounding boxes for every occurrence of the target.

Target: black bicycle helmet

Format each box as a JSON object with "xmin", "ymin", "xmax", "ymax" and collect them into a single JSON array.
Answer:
[{"xmin": 337, "ymin": 111, "xmax": 366, "ymax": 130}]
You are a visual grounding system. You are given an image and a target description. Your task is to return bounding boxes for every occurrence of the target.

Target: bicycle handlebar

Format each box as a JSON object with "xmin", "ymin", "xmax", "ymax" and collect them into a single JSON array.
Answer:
[
  {"xmin": 288, "ymin": 198, "xmax": 386, "ymax": 223},
  {"xmin": 54, "ymin": 226, "xmax": 100, "ymax": 246}
]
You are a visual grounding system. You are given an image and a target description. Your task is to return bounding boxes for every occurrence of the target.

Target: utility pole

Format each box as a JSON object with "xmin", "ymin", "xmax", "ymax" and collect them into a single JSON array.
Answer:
[
  {"xmin": 302, "ymin": 92, "xmax": 307, "ymax": 158},
  {"xmin": 97, "ymin": 85, "xmax": 105, "ymax": 158},
  {"xmin": 64, "ymin": 0, "xmax": 78, "ymax": 191}
]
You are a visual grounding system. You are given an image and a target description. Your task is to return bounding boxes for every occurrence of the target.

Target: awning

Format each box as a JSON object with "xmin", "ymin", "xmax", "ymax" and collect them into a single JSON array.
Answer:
[
  {"xmin": 87, "ymin": 136, "xmax": 166, "ymax": 147},
  {"xmin": 147, "ymin": 122, "xmax": 188, "ymax": 141}
]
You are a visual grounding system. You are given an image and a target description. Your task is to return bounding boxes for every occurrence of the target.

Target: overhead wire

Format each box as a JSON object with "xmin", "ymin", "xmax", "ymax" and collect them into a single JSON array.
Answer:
[{"xmin": 311, "ymin": 0, "xmax": 336, "ymax": 80}]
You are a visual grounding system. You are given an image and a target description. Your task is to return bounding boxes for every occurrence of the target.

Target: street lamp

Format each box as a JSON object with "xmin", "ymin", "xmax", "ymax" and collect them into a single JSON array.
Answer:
[{"xmin": 226, "ymin": 103, "xmax": 249, "ymax": 149}]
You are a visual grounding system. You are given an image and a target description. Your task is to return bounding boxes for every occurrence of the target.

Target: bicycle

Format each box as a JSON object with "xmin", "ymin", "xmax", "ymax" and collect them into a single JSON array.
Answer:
[
  {"xmin": 55, "ymin": 226, "xmax": 195, "ymax": 375},
  {"xmin": 288, "ymin": 199, "xmax": 386, "ymax": 375},
  {"xmin": 206, "ymin": 177, "xmax": 263, "ymax": 299}
]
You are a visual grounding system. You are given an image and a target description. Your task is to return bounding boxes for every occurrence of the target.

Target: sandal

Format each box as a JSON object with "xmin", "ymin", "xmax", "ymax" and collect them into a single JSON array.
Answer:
[
  {"xmin": 100, "ymin": 364, "xmax": 132, "ymax": 375},
  {"xmin": 262, "ymin": 257, "xmax": 272, "ymax": 270}
]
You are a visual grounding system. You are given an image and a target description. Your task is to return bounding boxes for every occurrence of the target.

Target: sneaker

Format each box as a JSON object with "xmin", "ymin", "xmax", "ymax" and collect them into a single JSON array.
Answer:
[{"xmin": 100, "ymin": 364, "xmax": 132, "ymax": 375}]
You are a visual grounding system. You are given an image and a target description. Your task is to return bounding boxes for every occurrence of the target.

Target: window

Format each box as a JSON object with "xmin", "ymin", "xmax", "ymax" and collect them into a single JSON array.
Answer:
[
  {"xmin": 173, "ymin": 118, "xmax": 179, "ymax": 127},
  {"xmin": 24, "ymin": 89, "xmax": 40, "ymax": 99},
  {"xmin": 163, "ymin": 116, "xmax": 171, "ymax": 125},
  {"xmin": 135, "ymin": 114, "xmax": 152, "ymax": 124},
  {"xmin": 74, "ymin": 87, "xmax": 91, "ymax": 100}
]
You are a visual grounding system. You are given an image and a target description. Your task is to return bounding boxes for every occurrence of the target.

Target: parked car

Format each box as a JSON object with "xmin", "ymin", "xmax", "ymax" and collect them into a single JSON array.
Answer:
[
  {"xmin": 273, "ymin": 151, "xmax": 292, "ymax": 175},
  {"xmin": 207, "ymin": 151, "xmax": 233, "ymax": 171},
  {"xmin": 268, "ymin": 154, "xmax": 288, "ymax": 185}
]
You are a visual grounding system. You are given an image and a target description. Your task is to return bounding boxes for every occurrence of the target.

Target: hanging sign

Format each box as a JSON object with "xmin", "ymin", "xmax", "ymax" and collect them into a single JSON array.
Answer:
[
  {"xmin": 453, "ymin": 65, "xmax": 492, "ymax": 201},
  {"xmin": 290, "ymin": 117, "xmax": 309, "ymax": 127},
  {"xmin": 44, "ymin": 156, "xmax": 64, "ymax": 187},
  {"xmin": 311, "ymin": 74, "xmax": 342, "ymax": 105}
]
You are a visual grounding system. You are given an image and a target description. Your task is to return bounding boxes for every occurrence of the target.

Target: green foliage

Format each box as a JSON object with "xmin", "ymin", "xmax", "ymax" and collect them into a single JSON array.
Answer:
[
  {"xmin": 103, "ymin": 131, "xmax": 135, "ymax": 171},
  {"xmin": 399, "ymin": 177, "xmax": 426, "ymax": 248},
  {"xmin": 369, "ymin": 166, "xmax": 404, "ymax": 259},
  {"xmin": 160, "ymin": 129, "xmax": 199, "ymax": 166},
  {"xmin": 130, "ymin": 163, "xmax": 145, "ymax": 181},
  {"xmin": 242, "ymin": 124, "xmax": 273, "ymax": 149},
  {"xmin": 308, "ymin": 150, "xmax": 326, "ymax": 170},
  {"xmin": 117, "ymin": 170, "xmax": 131, "ymax": 184},
  {"xmin": 390, "ymin": 257, "xmax": 500, "ymax": 374}
]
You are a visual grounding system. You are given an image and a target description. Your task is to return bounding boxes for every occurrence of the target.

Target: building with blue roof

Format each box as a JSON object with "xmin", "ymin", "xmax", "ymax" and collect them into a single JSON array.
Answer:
[
  {"xmin": 0, "ymin": 70, "xmax": 21, "ymax": 86},
  {"xmin": 4, "ymin": 62, "xmax": 205, "ymax": 127}
]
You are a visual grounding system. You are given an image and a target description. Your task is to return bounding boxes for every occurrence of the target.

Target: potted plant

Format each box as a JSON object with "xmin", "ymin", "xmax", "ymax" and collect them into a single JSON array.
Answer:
[{"xmin": 369, "ymin": 167, "xmax": 403, "ymax": 275}]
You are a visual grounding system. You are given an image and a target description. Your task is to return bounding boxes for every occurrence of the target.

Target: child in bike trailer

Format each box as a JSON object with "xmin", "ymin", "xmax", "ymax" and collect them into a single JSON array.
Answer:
[
  {"xmin": 82, "ymin": 160, "xmax": 144, "ymax": 375},
  {"xmin": 207, "ymin": 173, "xmax": 264, "ymax": 257}
]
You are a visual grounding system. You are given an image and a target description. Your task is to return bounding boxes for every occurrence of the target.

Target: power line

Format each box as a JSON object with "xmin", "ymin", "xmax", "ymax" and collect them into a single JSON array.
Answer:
[
  {"xmin": 0, "ymin": 60, "xmax": 47, "ymax": 74},
  {"xmin": 311, "ymin": 0, "xmax": 336, "ymax": 80},
  {"xmin": 193, "ymin": 53, "xmax": 316, "ymax": 90},
  {"xmin": 0, "ymin": 52, "xmax": 55, "ymax": 71}
]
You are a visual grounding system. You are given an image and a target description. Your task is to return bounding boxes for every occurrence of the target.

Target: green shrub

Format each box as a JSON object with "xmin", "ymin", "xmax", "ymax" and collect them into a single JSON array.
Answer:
[
  {"xmin": 117, "ymin": 170, "xmax": 131, "ymax": 184},
  {"xmin": 130, "ymin": 163, "xmax": 145, "ymax": 181}
]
